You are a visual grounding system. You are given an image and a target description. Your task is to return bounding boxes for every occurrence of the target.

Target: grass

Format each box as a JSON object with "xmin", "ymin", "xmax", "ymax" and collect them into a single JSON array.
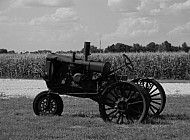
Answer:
[{"xmin": 0, "ymin": 95, "xmax": 190, "ymax": 140}]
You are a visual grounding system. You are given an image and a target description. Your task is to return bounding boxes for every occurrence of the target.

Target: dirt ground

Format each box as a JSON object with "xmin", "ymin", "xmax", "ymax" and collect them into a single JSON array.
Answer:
[{"xmin": 0, "ymin": 79, "xmax": 190, "ymax": 98}]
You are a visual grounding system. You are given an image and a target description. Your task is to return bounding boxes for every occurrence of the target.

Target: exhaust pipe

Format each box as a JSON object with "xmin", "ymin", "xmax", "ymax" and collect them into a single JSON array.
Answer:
[{"xmin": 83, "ymin": 42, "xmax": 91, "ymax": 61}]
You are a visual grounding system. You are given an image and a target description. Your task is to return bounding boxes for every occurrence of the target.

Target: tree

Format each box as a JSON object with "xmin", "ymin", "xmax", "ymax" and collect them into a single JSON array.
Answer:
[
  {"xmin": 30, "ymin": 50, "xmax": 52, "ymax": 54},
  {"xmin": 0, "ymin": 49, "xmax": 8, "ymax": 54},
  {"xmin": 125, "ymin": 45, "xmax": 132, "ymax": 52},
  {"xmin": 158, "ymin": 44, "xmax": 166, "ymax": 52},
  {"xmin": 8, "ymin": 50, "xmax": 16, "ymax": 54},
  {"xmin": 90, "ymin": 45, "xmax": 103, "ymax": 53},
  {"xmin": 115, "ymin": 43, "xmax": 127, "ymax": 52},
  {"xmin": 162, "ymin": 41, "xmax": 172, "ymax": 52},
  {"xmin": 105, "ymin": 43, "xmax": 132, "ymax": 53},
  {"xmin": 133, "ymin": 43, "xmax": 141, "ymax": 52},
  {"xmin": 105, "ymin": 44, "xmax": 116, "ymax": 52},
  {"xmin": 182, "ymin": 42, "xmax": 189, "ymax": 52},
  {"xmin": 146, "ymin": 42, "xmax": 157, "ymax": 52},
  {"xmin": 81, "ymin": 45, "xmax": 103, "ymax": 53}
]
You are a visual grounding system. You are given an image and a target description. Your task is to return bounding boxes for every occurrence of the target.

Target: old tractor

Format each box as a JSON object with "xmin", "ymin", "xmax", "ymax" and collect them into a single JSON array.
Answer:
[{"xmin": 33, "ymin": 42, "xmax": 166, "ymax": 124}]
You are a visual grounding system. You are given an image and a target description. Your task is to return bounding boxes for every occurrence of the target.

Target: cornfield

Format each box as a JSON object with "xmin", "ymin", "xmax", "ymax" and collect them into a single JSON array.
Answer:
[
  {"xmin": 0, "ymin": 54, "xmax": 46, "ymax": 79},
  {"xmin": 1, "ymin": 52, "xmax": 190, "ymax": 80}
]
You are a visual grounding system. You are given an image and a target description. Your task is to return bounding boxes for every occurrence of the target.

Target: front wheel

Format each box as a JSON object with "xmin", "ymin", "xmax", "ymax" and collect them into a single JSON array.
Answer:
[
  {"xmin": 33, "ymin": 91, "xmax": 63, "ymax": 116},
  {"xmin": 99, "ymin": 82, "xmax": 150, "ymax": 124}
]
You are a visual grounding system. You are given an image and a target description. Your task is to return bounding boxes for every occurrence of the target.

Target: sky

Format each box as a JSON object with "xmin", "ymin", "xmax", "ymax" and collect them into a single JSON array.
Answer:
[{"xmin": 0, "ymin": 0, "xmax": 190, "ymax": 52}]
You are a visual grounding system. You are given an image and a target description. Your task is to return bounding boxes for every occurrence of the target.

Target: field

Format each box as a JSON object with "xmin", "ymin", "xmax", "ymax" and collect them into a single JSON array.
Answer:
[
  {"xmin": 0, "ymin": 95, "xmax": 190, "ymax": 140},
  {"xmin": 1, "ymin": 52, "xmax": 190, "ymax": 139},
  {"xmin": 0, "ymin": 54, "xmax": 46, "ymax": 79},
  {"xmin": 1, "ymin": 52, "xmax": 190, "ymax": 80}
]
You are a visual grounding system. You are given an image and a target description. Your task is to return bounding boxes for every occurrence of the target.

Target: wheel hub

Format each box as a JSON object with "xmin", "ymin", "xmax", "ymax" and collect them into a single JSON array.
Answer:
[
  {"xmin": 116, "ymin": 98, "xmax": 128, "ymax": 112},
  {"xmin": 39, "ymin": 98, "xmax": 57, "ymax": 114}
]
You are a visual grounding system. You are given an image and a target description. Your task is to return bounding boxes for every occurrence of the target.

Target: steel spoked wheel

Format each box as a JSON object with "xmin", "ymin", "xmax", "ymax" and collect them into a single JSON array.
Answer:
[
  {"xmin": 132, "ymin": 79, "xmax": 166, "ymax": 116},
  {"xmin": 33, "ymin": 91, "xmax": 63, "ymax": 116},
  {"xmin": 99, "ymin": 82, "xmax": 149, "ymax": 124}
]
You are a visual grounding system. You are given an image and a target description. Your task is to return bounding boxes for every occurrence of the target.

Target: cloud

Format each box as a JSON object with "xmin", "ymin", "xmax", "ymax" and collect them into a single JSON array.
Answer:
[
  {"xmin": 167, "ymin": 20, "xmax": 190, "ymax": 45},
  {"xmin": 168, "ymin": 21, "xmax": 190, "ymax": 35},
  {"xmin": 27, "ymin": 7, "xmax": 85, "ymax": 43},
  {"xmin": 0, "ymin": 16, "xmax": 25, "ymax": 25},
  {"xmin": 0, "ymin": 8, "xmax": 79, "ymax": 26},
  {"xmin": 12, "ymin": 0, "xmax": 74, "ymax": 8},
  {"xmin": 29, "ymin": 8, "xmax": 79, "ymax": 26},
  {"xmin": 0, "ymin": 15, "xmax": 89, "ymax": 51},
  {"xmin": 149, "ymin": 0, "xmax": 190, "ymax": 15},
  {"xmin": 137, "ymin": 0, "xmax": 171, "ymax": 13},
  {"xmin": 0, "ymin": 5, "xmax": 87, "ymax": 51},
  {"xmin": 108, "ymin": 0, "xmax": 140, "ymax": 12},
  {"xmin": 108, "ymin": 0, "xmax": 189, "ymax": 16},
  {"xmin": 169, "ymin": 0, "xmax": 190, "ymax": 11},
  {"xmin": 107, "ymin": 0, "xmax": 177, "ymax": 15},
  {"xmin": 103, "ymin": 17, "xmax": 159, "ymax": 41}
]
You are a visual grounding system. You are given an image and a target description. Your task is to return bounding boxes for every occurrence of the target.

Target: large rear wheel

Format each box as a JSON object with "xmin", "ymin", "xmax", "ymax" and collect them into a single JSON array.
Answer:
[
  {"xmin": 99, "ymin": 82, "xmax": 149, "ymax": 124},
  {"xmin": 132, "ymin": 78, "xmax": 166, "ymax": 116},
  {"xmin": 33, "ymin": 91, "xmax": 63, "ymax": 116}
]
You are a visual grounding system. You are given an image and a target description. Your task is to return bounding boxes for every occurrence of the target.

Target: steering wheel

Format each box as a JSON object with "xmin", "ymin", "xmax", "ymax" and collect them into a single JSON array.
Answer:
[{"xmin": 122, "ymin": 54, "xmax": 134, "ymax": 72}]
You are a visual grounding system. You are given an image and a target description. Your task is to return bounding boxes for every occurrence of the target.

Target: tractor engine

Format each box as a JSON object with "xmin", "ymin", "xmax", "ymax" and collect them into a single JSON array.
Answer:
[
  {"xmin": 73, "ymin": 73, "xmax": 82, "ymax": 83},
  {"xmin": 44, "ymin": 42, "xmax": 111, "ymax": 93},
  {"xmin": 72, "ymin": 72, "xmax": 97, "ymax": 92}
]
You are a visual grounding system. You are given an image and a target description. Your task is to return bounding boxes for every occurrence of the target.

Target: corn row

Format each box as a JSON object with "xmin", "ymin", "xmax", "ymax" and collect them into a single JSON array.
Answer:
[
  {"xmin": 0, "ymin": 54, "xmax": 46, "ymax": 79},
  {"xmin": 1, "ymin": 52, "xmax": 190, "ymax": 80}
]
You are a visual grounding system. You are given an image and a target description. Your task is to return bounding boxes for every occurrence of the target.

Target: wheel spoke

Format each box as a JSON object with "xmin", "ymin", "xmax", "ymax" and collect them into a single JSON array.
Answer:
[
  {"xmin": 127, "ymin": 90, "xmax": 139, "ymax": 100},
  {"xmin": 117, "ymin": 113, "xmax": 122, "ymax": 124},
  {"xmin": 107, "ymin": 109, "xmax": 117, "ymax": 116},
  {"xmin": 105, "ymin": 102, "xmax": 115, "ymax": 108},
  {"xmin": 109, "ymin": 111, "xmax": 119, "ymax": 121},
  {"xmin": 125, "ymin": 113, "xmax": 134, "ymax": 124},
  {"xmin": 118, "ymin": 85, "xmax": 124, "ymax": 97},
  {"xmin": 151, "ymin": 92, "xmax": 160, "ymax": 97},
  {"xmin": 128, "ymin": 100, "xmax": 143, "ymax": 106},
  {"xmin": 130, "ymin": 89, "xmax": 137, "ymax": 98},
  {"xmin": 120, "ymin": 85, "xmax": 127, "ymax": 97},
  {"xmin": 121, "ymin": 113, "xmax": 124, "ymax": 124},
  {"xmin": 150, "ymin": 106, "xmax": 156, "ymax": 114},
  {"xmin": 151, "ymin": 100, "xmax": 161, "ymax": 105},
  {"xmin": 151, "ymin": 98, "xmax": 161, "ymax": 100},
  {"xmin": 144, "ymin": 81, "xmax": 148, "ymax": 89},
  {"xmin": 150, "ymin": 104, "xmax": 159, "ymax": 111},
  {"xmin": 148, "ymin": 83, "xmax": 154, "ymax": 92},
  {"xmin": 105, "ymin": 107, "xmax": 116, "ymax": 111},
  {"xmin": 109, "ymin": 89, "xmax": 118, "ymax": 100},
  {"xmin": 114, "ymin": 88, "xmax": 122, "ymax": 98},
  {"xmin": 125, "ymin": 89, "xmax": 132, "ymax": 99},
  {"xmin": 105, "ymin": 96, "xmax": 115, "ymax": 103},
  {"xmin": 150, "ymin": 87, "xmax": 158, "ymax": 95}
]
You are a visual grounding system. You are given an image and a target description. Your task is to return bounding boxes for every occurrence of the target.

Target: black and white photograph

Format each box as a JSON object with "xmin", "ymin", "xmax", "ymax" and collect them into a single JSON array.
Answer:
[{"xmin": 0, "ymin": 0, "xmax": 190, "ymax": 139}]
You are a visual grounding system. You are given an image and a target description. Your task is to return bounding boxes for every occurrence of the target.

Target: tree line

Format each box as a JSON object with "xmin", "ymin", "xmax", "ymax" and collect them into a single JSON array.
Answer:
[
  {"xmin": 82, "ymin": 41, "xmax": 189, "ymax": 53},
  {"xmin": 0, "ymin": 49, "xmax": 15, "ymax": 54},
  {"xmin": 0, "ymin": 41, "xmax": 189, "ymax": 54},
  {"xmin": 104, "ymin": 41, "xmax": 189, "ymax": 53},
  {"xmin": 0, "ymin": 49, "xmax": 52, "ymax": 54}
]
